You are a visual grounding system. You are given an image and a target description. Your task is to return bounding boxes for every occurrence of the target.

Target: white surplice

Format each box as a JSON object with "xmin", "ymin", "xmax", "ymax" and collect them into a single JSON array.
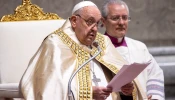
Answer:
[{"xmin": 116, "ymin": 37, "xmax": 165, "ymax": 100}]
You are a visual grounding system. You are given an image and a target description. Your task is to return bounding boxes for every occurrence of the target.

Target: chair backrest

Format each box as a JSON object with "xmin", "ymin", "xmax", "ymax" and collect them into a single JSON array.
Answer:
[
  {"xmin": 0, "ymin": 0, "xmax": 65, "ymax": 98},
  {"xmin": 0, "ymin": 19, "xmax": 65, "ymax": 83}
]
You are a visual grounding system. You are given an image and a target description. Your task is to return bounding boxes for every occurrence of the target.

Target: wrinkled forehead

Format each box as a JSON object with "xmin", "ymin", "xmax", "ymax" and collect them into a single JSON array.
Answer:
[{"xmin": 81, "ymin": 6, "xmax": 101, "ymax": 19}]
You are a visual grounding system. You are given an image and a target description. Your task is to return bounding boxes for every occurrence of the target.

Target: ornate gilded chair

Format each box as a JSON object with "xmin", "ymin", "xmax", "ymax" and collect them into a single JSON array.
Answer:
[{"xmin": 0, "ymin": 0, "xmax": 65, "ymax": 99}]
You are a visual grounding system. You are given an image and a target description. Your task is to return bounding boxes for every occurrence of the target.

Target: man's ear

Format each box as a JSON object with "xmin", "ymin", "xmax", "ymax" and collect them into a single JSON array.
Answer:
[
  {"xmin": 70, "ymin": 15, "xmax": 77, "ymax": 28},
  {"xmin": 101, "ymin": 17, "xmax": 106, "ymax": 27}
]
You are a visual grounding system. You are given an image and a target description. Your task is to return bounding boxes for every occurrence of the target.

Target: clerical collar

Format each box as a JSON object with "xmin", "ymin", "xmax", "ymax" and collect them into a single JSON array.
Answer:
[{"xmin": 104, "ymin": 32, "xmax": 127, "ymax": 47}]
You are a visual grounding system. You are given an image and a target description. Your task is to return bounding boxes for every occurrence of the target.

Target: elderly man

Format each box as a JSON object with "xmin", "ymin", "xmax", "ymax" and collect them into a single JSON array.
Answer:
[
  {"xmin": 102, "ymin": 0, "xmax": 165, "ymax": 100},
  {"xmin": 20, "ymin": 1, "xmax": 137, "ymax": 100}
]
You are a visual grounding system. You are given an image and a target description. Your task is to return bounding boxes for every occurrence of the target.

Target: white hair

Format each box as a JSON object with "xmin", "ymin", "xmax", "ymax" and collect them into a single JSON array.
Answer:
[{"xmin": 101, "ymin": 0, "xmax": 130, "ymax": 18}]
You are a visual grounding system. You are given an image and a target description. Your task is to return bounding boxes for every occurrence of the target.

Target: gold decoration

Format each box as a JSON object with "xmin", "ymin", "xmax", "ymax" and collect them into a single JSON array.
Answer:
[
  {"xmin": 54, "ymin": 28, "xmax": 93, "ymax": 100},
  {"xmin": 1, "ymin": 0, "xmax": 61, "ymax": 21},
  {"xmin": 54, "ymin": 28, "xmax": 138, "ymax": 100},
  {"xmin": 53, "ymin": 28, "xmax": 121, "ymax": 99}
]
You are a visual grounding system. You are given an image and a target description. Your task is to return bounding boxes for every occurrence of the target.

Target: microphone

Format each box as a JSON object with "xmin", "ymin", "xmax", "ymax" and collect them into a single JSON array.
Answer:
[{"xmin": 68, "ymin": 41, "xmax": 102, "ymax": 100}]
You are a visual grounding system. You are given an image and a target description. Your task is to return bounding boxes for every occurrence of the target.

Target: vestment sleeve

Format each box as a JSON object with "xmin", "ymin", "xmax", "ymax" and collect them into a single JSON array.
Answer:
[{"xmin": 145, "ymin": 48, "xmax": 165, "ymax": 100}]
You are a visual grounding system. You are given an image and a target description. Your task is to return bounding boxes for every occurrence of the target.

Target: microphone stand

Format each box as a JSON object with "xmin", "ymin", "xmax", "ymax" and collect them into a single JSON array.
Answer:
[{"xmin": 68, "ymin": 42, "xmax": 102, "ymax": 100}]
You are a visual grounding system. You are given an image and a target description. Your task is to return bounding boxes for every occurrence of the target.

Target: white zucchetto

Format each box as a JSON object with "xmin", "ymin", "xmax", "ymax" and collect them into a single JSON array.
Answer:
[{"xmin": 72, "ymin": 1, "xmax": 97, "ymax": 14}]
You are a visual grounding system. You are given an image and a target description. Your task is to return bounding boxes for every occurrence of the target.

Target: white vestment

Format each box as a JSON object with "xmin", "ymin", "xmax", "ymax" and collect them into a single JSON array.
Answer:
[
  {"xmin": 116, "ymin": 37, "xmax": 165, "ymax": 100},
  {"xmin": 20, "ymin": 19, "xmax": 138, "ymax": 100},
  {"xmin": 90, "ymin": 60, "xmax": 112, "ymax": 100}
]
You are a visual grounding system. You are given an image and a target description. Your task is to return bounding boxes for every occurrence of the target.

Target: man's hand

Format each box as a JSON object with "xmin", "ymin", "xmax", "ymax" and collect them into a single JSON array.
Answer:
[
  {"xmin": 93, "ymin": 86, "xmax": 112, "ymax": 100},
  {"xmin": 121, "ymin": 82, "xmax": 134, "ymax": 96},
  {"xmin": 148, "ymin": 95, "xmax": 152, "ymax": 100}
]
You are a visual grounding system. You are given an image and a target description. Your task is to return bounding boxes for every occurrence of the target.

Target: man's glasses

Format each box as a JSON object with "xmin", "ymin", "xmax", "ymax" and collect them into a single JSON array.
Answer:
[
  {"xmin": 76, "ymin": 14, "xmax": 102, "ymax": 28},
  {"xmin": 107, "ymin": 15, "xmax": 131, "ymax": 22}
]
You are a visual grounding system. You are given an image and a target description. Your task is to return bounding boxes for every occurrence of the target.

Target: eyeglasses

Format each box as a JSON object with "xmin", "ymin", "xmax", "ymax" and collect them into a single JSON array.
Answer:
[
  {"xmin": 107, "ymin": 15, "xmax": 131, "ymax": 22},
  {"xmin": 76, "ymin": 14, "xmax": 102, "ymax": 28}
]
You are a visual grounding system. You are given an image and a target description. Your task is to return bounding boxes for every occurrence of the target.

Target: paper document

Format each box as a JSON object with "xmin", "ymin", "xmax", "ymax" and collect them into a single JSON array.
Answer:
[{"xmin": 107, "ymin": 62, "xmax": 150, "ymax": 92}]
